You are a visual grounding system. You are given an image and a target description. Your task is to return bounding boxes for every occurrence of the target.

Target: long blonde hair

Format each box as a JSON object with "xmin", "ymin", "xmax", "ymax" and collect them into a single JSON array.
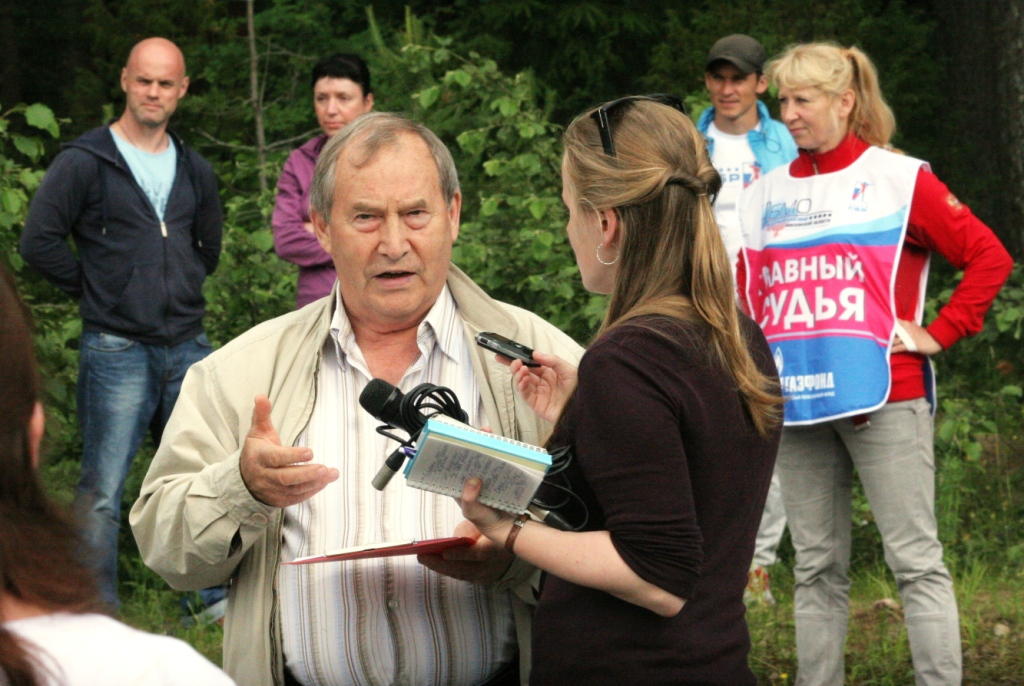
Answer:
[
  {"xmin": 562, "ymin": 98, "xmax": 782, "ymax": 436},
  {"xmin": 769, "ymin": 43, "xmax": 895, "ymax": 148}
]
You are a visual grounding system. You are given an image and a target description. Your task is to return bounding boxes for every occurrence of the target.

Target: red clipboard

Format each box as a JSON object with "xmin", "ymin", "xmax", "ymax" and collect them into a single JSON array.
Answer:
[{"xmin": 283, "ymin": 537, "xmax": 476, "ymax": 565}]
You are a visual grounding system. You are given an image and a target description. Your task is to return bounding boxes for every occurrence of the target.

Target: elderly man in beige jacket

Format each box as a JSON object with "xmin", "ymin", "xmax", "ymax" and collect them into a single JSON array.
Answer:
[{"xmin": 130, "ymin": 113, "xmax": 581, "ymax": 686}]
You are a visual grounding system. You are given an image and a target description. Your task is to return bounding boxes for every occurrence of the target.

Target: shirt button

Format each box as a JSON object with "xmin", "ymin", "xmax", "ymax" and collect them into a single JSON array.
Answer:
[
  {"xmin": 249, "ymin": 513, "xmax": 268, "ymax": 525},
  {"xmin": 387, "ymin": 598, "xmax": 398, "ymax": 610}
]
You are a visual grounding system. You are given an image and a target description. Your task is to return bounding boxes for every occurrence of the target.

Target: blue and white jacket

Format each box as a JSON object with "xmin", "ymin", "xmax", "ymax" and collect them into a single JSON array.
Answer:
[{"xmin": 697, "ymin": 100, "xmax": 797, "ymax": 174}]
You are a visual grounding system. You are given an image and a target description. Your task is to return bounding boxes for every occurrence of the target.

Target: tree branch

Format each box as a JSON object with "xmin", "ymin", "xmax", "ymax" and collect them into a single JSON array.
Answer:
[{"xmin": 196, "ymin": 128, "xmax": 321, "ymax": 152}]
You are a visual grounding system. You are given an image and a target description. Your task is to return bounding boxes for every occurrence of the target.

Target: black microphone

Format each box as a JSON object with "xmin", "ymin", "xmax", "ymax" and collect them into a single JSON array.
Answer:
[
  {"xmin": 360, "ymin": 379, "xmax": 466, "ymax": 491},
  {"xmin": 361, "ymin": 380, "xmax": 416, "ymax": 490},
  {"xmin": 359, "ymin": 379, "xmax": 424, "ymax": 437}
]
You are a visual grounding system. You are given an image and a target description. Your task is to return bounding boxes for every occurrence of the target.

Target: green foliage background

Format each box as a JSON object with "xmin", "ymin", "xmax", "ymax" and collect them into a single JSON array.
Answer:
[{"xmin": 1, "ymin": 1, "xmax": 1022, "ymax": 679}]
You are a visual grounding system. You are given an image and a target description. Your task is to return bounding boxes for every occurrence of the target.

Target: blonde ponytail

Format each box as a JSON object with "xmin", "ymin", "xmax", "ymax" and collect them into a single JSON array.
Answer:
[{"xmin": 769, "ymin": 43, "xmax": 895, "ymax": 148}]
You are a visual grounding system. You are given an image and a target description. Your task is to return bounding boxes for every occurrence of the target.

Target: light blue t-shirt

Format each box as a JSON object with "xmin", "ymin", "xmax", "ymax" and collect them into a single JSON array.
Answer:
[{"xmin": 111, "ymin": 129, "xmax": 178, "ymax": 221}]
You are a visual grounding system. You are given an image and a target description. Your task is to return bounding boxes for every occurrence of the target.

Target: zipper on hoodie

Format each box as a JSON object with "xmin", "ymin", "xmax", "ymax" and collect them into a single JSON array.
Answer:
[{"xmin": 160, "ymin": 220, "xmax": 167, "ymax": 237}]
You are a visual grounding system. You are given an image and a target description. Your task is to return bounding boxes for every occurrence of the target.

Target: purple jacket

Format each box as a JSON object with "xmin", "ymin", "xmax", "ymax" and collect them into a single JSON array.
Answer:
[{"xmin": 272, "ymin": 134, "xmax": 336, "ymax": 308}]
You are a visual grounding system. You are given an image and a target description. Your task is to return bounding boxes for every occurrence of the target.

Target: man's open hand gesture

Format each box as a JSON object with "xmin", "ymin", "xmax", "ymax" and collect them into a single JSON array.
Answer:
[{"xmin": 239, "ymin": 395, "xmax": 339, "ymax": 508}]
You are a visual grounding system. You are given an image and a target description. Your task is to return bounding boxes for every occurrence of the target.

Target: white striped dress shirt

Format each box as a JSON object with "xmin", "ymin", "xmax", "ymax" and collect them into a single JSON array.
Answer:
[{"xmin": 279, "ymin": 286, "xmax": 517, "ymax": 686}]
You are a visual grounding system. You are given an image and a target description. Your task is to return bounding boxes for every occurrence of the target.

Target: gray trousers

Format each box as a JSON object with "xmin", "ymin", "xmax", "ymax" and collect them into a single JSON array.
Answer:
[
  {"xmin": 777, "ymin": 398, "xmax": 961, "ymax": 686},
  {"xmin": 753, "ymin": 466, "xmax": 787, "ymax": 568}
]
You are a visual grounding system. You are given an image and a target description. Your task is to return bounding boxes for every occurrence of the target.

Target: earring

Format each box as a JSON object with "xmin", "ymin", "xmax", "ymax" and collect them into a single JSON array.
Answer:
[{"xmin": 596, "ymin": 243, "xmax": 619, "ymax": 266}]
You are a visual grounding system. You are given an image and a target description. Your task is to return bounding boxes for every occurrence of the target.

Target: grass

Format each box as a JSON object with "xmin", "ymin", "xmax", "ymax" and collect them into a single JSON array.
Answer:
[
  {"xmin": 747, "ymin": 558, "xmax": 1024, "ymax": 684},
  {"xmin": 111, "ymin": 551, "xmax": 1023, "ymax": 684},
  {"xmin": 41, "ymin": 436, "xmax": 1024, "ymax": 684}
]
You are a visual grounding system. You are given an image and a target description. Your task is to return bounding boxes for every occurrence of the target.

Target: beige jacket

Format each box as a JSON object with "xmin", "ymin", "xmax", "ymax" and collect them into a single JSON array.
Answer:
[{"xmin": 129, "ymin": 266, "xmax": 582, "ymax": 686}]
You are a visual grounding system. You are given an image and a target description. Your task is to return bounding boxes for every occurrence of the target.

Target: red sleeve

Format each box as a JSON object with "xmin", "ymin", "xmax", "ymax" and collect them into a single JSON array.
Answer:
[
  {"xmin": 906, "ymin": 168, "xmax": 1013, "ymax": 349},
  {"xmin": 734, "ymin": 252, "xmax": 750, "ymax": 315}
]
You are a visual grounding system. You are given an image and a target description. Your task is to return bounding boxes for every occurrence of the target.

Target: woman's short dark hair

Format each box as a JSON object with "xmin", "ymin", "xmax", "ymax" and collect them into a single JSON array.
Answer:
[{"xmin": 311, "ymin": 53, "xmax": 372, "ymax": 96}]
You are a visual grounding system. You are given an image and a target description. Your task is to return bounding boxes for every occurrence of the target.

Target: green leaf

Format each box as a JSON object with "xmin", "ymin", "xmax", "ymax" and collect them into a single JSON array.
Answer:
[
  {"xmin": 1000, "ymin": 385, "xmax": 1022, "ymax": 397},
  {"xmin": 964, "ymin": 441, "xmax": 982, "ymax": 461},
  {"xmin": 516, "ymin": 153, "xmax": 542, "ymax": 176},
  {"xmin": 445, "ymin": 69, "xmax": 472, "ymax": 88},
  {"xmin": 251, "ymin": 229, "xmax": 275, "ymax": 252},
  {"xmin": 937, "ymin": 419, "xmax": 956, "ymax": 442},
  {"xmin": 417, "ymin": 85, "xmax": 441, "ymax": 109},
  {"xmin": 19, "ymin": 168, "xmax": 44, "ymax": 191},
  {"xmin": 456, "ymin": 129, "xmax": 487, "ymax": 156},
  {"xmin": 1, "ymin": 188, "xmax": 24, "ymax": 215},
  {"xmin": 528, "ymin": 199, "xmax": 546, "ymax": 220},
  {"xmin": 480, "ymin": 197, "xmax": 500, "ymax": 216},
  {"xmin": 61, "ymin": 318, "xmax": 82, "ymax": 344},
  {"xmin": 491, "ymin": 97, "xmax": 518, "ymax": 117},
  {"xmin": 25, "ymin": 103, "xmax": 59, "ymax": 137},
  {"xmin": 13, "ymin": 135, "xmax": 43, "ymax": 161}
]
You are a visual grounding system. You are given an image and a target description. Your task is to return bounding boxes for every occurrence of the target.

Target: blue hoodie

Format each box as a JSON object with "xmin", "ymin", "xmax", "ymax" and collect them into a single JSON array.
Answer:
[
  {"xmin": 20, "ymin": 126, "xmax": 222, "ymax": 346},
  {"xmin": 697, "ymin": 100, "xmax": 797, "ymax": 174}
]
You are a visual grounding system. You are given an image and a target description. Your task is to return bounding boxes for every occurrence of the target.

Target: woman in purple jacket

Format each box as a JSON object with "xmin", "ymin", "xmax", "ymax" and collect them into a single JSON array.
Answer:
[{"xmin": 272, "ymin": 54, "xmax": 374, "ymax": 308}]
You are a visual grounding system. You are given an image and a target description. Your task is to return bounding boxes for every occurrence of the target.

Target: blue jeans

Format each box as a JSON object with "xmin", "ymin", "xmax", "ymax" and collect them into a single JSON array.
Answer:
[{"xmin": 76, "ymin": 331, "xmax": 212, "ymax": 607}]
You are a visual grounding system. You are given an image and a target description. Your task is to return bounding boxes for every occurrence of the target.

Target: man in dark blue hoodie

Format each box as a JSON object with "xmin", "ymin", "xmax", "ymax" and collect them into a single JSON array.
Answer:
[{"xmin": 20, "ymin": 37, "xmax": 222, "ymax": 608}]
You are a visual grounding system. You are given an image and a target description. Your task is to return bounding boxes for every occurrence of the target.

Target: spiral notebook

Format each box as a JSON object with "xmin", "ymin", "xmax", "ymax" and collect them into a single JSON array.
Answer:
[{"xmin": 404, "ymin": 415, "xmax": 551, "ymax": 513}]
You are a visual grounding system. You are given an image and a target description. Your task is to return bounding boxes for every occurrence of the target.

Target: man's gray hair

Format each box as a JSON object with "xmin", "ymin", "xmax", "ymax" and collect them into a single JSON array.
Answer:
[{"xmin": 309, "ymin": 112, "xmax": 460, "ymax": 222}]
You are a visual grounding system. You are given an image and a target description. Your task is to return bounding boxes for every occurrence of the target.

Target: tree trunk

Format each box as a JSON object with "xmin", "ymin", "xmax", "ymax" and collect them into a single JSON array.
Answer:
[
  {"xmin": 1002, "ymin": 1, "xmax": 1024, "ymax": 257},
  {"xmin": 932, "ymin": 0, "xmax": 1024, "ymax": 257},
  {"xmin": 246, "ymin": 0, "xmax": 268, "ymax": 194}
]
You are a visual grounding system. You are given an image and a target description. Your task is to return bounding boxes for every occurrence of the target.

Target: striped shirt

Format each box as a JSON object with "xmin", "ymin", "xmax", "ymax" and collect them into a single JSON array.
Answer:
[{"xmin": 279, "ymin": 286, "xmax": 517, "ymax": 686}]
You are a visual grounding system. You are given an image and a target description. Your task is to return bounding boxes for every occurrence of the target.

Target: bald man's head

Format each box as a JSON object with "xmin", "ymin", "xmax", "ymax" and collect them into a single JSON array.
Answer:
[{"xmin": 120, "ymin": 37, "xmax": 189, "ymax": 131}]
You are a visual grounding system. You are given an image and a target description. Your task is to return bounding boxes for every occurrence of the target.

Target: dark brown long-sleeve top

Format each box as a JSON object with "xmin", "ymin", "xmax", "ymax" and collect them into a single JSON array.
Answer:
[{"xmin": 530, "ymin": 314, "xmax": 781, "ymax": 685}]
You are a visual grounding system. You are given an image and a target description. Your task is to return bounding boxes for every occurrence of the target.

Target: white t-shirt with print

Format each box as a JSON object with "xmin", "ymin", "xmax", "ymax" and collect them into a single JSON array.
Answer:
[{"xmin": 707, "ymin": 121, "xmax": 763, "ymax": 276}]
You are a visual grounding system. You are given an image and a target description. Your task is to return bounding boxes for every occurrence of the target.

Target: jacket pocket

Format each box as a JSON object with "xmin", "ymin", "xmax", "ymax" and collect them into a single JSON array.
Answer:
[{"xmin": 110, "ymin": 263, "xmax": 168, "ymax": 333}]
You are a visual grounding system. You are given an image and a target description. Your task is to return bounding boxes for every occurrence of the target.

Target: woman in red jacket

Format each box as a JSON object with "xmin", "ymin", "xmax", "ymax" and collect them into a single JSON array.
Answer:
[{"xmin": 737, "ymin": 42, "xmax": 1013, "ymax": 685}]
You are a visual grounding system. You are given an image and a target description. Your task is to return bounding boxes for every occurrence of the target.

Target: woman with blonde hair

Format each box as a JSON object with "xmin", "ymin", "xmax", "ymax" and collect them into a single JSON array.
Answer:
[
  {"xmin": 0, "ymin": 264, "xmax": 235, "ymax": 686},
  {"xmin": 455, "ymin": 96, "xmax": 782, "ymax": 684},
  {"xmin": 738, "ymin": 43, "xmax": 1012, "ymax": 684}
]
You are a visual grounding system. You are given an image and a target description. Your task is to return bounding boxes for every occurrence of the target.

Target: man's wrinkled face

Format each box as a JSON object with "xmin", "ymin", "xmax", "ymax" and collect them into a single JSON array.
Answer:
[
  {"xmin": 312, "ymin": 133, "xmax": 460, "ymax": 334},
  {"xmin": 121, "ymin": 41, "xmax": 189, "ymax": 129}
]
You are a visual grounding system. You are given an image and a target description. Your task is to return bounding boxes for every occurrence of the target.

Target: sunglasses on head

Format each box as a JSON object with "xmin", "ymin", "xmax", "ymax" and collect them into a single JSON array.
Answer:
[{"xmin": 590, "ymin": 94, "xmax": 688, "ymax": 157}]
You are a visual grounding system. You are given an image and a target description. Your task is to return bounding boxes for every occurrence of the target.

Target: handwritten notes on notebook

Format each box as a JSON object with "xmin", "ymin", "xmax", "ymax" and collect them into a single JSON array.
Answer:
[{"xmin": 404, "ymin": 415, "xmax": 551, "ymax": 513}]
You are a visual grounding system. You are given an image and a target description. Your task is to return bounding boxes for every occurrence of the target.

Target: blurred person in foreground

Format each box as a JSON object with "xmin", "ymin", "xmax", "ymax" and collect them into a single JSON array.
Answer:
[
  {"xmin": 697, "ymin": 32, "xmax": 799, "ymax": 604},
  {"xmin": 130, "ymin": 112, "xmax": 582, "ymax": 686},
  {"xmin": 738, "ymin": 43, "xmax": 1013, "ymax": 685},
  {"xmin": 456, "ymin": 95, "xmax": 784, "ymax": 685},
  {"xmin": 0, "ymin": 264, "xmax": 233, "ymax": 686},
  {"xmin": 272, "ymin": 53, "xmax": 374, "ymax": 308}
]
